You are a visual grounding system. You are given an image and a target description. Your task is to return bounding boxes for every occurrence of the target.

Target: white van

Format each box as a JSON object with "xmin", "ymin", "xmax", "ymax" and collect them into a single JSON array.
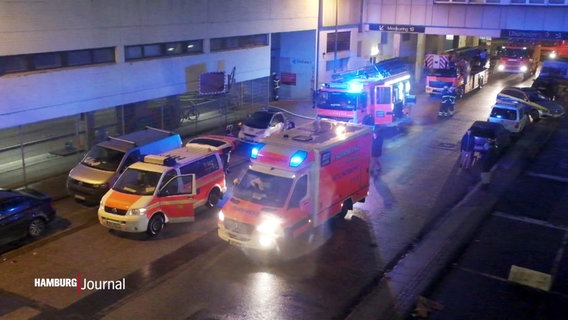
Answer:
[
  {"xmin": 67, "ymin": 127, "xmax": 182, "ymax": 205},
  {"xmin": 488, "ymin": 101, "xmax": 530, "ymax": 136},
  {"xmin": 98, "ymin": 145, "xmax": 226, "ymax": 236}
]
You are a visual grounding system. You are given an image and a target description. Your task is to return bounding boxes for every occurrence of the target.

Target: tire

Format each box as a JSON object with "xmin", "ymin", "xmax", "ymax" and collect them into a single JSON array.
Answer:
[
  {"xmin": 28, "ymin": 218, "xmax": 47, "ymax": 238},
  {"xmin": 339, "ymin": 199, "xmax": 353, "ymax": 218},
  {"xmin": 206, "ymin": 188, "xmax": 221, "ymax": 208},
  {"xmin": 146, "ymin": 214, "xmax": 165, "ymax": 236},
  {"xmin": 529, "ymin": 110, "xmax": 540, "ymax": 123}
]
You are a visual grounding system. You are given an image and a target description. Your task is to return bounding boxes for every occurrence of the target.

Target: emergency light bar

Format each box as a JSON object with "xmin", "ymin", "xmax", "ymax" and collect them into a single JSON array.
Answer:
[
  {"xmin": 143, "ymin": 155, "xmax": 176, "ymax": 166},
  {"xmin": 348, "ymin": 82, "xmax": 364, "ymax": 93},
  {"xmin": 289, "ymin": 150, "xmax": 307, "ymax": 167},
  {"xmin": 250, "ymin": 144, "xmax": 265, "ymax": 159}
]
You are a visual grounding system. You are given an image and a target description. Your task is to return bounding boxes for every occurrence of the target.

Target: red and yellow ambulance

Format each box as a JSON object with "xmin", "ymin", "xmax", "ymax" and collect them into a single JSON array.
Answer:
[
  {"xmin": 217, "ymin": 119, "xmax": 372, "ymax": 251},
  {"xmin": 98, "ymin": 145, "xmax": 226, "ymax": 236}
]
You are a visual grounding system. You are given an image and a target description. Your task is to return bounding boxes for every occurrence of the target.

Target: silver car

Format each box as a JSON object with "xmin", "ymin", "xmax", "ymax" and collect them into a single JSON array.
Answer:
[{"xmin": 497, "ymin": 86, "xmax": 565, "ymax": 120}]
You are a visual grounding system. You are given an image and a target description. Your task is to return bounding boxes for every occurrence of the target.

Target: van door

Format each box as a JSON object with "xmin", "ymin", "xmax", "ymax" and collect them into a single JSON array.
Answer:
[{"xmin": 157, "ymin": 171, "xmax": 197, "ymax": 222}]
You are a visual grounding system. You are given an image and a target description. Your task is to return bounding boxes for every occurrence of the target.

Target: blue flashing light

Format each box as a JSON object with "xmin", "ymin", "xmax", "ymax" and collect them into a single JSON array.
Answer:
[
  {"xmin": 289, "ymin": 150, "xmax": 307, "ymax": 167},
  {"xmin": 347, "ymin": 81, "xmax": 364, "ymax": 93},
  {"xmin": 251, "ymin": 143, "xmax": 264, "ymax": 159}
]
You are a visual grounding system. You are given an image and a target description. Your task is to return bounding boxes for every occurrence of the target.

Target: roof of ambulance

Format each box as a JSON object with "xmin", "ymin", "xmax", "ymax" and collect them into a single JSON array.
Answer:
[
  {"xmin": 262, "ymin": 120, "xmax": 369, "ymax": 149},
  {"xmin": 127, "ymin": 146, "xmax": 213, "ymax": 173}
]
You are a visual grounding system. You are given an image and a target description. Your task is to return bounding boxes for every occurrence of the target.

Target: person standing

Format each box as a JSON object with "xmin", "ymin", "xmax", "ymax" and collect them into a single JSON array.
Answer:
[
  {"xmin": 460, "ymin": 129, "xmax": 475, "ymax": 169},
  {"xmin": 480, "ymin": 143, "xmax": 498, "ymax": 190},
  {"xmin": 371, "ymin": 126, "xmax": 384, "ymax": 177}
]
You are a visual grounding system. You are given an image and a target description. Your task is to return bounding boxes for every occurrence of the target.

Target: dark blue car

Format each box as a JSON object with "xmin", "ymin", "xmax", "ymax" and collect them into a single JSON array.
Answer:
[{"xmin": 0, "ymin": 188, "xmax": 56, "ymax": 246}]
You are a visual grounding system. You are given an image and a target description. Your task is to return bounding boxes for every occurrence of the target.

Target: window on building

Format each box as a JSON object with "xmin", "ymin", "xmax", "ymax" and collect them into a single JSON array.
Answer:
[
  {"xmin": 210, "ymin": 34, "xmax": 269, "ymax": 52},
  {"xmin": 0, "ymin": 47, "xmax": 115, "ymax": 75},
  {"xmin": 125, "ymin": 39, "xmax": 204, "ymax": 61},
  {"xmin": 326, "ymin": 31, "xmax": 351, "ymax": 53}
]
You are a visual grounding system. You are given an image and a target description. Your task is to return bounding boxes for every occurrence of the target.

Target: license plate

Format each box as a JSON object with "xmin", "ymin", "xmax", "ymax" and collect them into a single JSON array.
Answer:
[
  {"xmin": 105, "ymin": 220, "xmax": 121, "ymax": 229},
  {"xmin": 228, "ymin": 239, "xmax": 245, "ymax": 247}
]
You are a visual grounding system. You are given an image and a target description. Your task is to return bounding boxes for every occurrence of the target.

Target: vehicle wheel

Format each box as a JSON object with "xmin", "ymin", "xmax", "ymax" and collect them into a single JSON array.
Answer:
[
  {"xmin": 147, "ymin": 214, "xmax": 165, "ymax": 236},
  {"xmin": 28, "ymin": 218, "xmax": 47, "ymax": 238},
  {"xmin": 339, "ymin": 199, "xmax": 353, "ymax": 218},
  {"xmin": 529, "ymin": 110, "xmax": 540, "ymax": 123},
  {"xmin": 206, "ymin": 188, "xmax": 221, "ymax": 208}
]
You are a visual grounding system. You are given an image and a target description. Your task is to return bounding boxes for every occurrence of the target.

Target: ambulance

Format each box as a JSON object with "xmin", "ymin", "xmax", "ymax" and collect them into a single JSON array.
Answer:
[
  {"xmin": 217, "ymin": 119, "xmax": 372, "ymax": 251},
  {"xmin": 98, "ymin": 145, "xmax": 226, "ymax": 236}
]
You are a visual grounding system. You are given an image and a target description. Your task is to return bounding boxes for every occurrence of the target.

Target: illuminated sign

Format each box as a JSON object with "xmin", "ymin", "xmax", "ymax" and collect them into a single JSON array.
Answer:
[
  {"xmin": 369, "ymin": 24, "xmax": 425, "ymax": 33},
  {"xmin": 501, "ymin": 29, "xmax": 568, "ymax": 41}
]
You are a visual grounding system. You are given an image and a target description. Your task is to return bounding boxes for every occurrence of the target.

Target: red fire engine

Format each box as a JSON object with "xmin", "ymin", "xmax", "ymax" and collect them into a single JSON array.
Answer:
[
  {"xmin": 495, "ymin": 43, "xmax": 540, "ymax": 77},
  {"xmin": 540, "ymin": 40, "xmax": 568, "ymax": 60},
  {"xmin": 316, "ymin": 58, "xmax": 413, "ymax": 126},
  {"xmin": 424, "ymin": 46, "xmax": 489, "ymax": 96}
]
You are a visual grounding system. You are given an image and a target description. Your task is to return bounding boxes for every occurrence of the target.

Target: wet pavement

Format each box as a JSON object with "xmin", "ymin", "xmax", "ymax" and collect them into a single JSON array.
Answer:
[
  {"xmin": 2, "ymin": 84, "xmax": 568, "ymax": 319},
  {"xmin": 411, "ymin": 116, "xmax": 568, "ymax": 320}
]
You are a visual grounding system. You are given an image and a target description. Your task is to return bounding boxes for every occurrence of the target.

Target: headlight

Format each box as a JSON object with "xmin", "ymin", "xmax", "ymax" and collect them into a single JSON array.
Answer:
[
  {"xmin": 257, "ymin": 215, "xmax": 283, "ymax": 234},
  {"xmin": 497, "ymin": 64, "xmax": 505, "ymax": 71},
  {"xmin": 218, "ymin": 210, "xmax": 225, "ymax": 222},
  {"xmin": 127, "ymin": 208, "xmax": 147, "ymax": 216},
  {"xmin": 520, "ymin": 65, "xmax": 528, "ymax": 72},
  {"xmin": 256, "ymin": 214, "xmax": 284, "ymax": 248}
]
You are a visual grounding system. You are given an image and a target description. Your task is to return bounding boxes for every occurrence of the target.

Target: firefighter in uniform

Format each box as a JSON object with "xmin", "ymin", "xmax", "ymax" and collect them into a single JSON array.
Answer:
[{"xmin": 438, "ymin": 86, "xmax": 457, "ymax": 117}]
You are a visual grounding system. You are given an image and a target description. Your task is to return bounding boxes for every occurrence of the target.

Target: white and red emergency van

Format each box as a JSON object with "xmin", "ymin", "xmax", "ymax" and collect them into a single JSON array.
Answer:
[
  {"xmin": 217, "ymin": 119, "xmax": 372, "ymax": 251},
  {"xmin": 98, "ymin": 145, "xmax": 226, "ymax": 236}
]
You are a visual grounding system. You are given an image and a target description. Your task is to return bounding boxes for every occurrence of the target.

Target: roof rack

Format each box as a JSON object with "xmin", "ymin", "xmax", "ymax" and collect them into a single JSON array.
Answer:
[{"xmin": 331, "ymin": 57, "xmax": 408, "ymax": 83}]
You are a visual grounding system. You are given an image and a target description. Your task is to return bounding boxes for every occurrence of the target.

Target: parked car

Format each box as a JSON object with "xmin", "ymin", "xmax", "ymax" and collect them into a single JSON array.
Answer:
[
  {"xmin": 497, "ymin": 86, "xmax": 565, "ymax": 120},
  {"xmin": 186, "ymin": 134, "xmax": 238, "ymax": 171},
  {"xmin": 0, "ymin": 188, "xmax": 56, "ymax": 246},
  {"xmin": 468, "ymin": 120, "xmax": 512, "ymax": 153},
  {"xmin": 488, "ymin": 101, "xmax": 530, "ymax": 136},
  {"xmin": 237, "ymin": 109, "xmax": 294, "ymax": 143}
]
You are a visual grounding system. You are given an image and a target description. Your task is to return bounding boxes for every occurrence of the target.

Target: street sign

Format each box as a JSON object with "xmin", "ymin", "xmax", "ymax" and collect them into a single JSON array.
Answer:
[
  {"xmin": 501, "ymin": 29, "xmax": 568, "ymax": 41},
  {"xmin": 369, "ymin": 24, "xmax": 425, "ymax": 33}
]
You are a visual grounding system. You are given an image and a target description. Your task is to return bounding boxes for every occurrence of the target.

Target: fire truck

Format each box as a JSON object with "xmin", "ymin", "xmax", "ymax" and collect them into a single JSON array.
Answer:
[
  {"xmin": 316, "ymin": 58, "xmax": 413, "ymax": 126},
  {"xmin": 424, "ymin": 46, "xmax": 489, "ymax": 96},
  {"xmin": 540, "ymin": 40, "xmax": 568, "ymax": 60},
  {"xmin": 217, "ymin": 119, "xmax": 372, "ymax": 253},
  {"xmin": 495, "ymin": 43, "xmax": 540, "ymax": 77}
]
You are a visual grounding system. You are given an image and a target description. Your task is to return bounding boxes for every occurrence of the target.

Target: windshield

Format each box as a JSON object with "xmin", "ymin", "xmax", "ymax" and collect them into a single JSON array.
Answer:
[
  {"xmin": 81, "ymin": 146, "xmax": 125, "ymax": 172},
  {"xmin": 500, "ymin": 48, "xmax": 530, "ymax": 59},
  {"xmin": 317, "ymin": 91, "xmax": 360, "ymax": 110},
  {"xmin": 233, "ymin": 170, "xmax": 293, "ymax": 207},
  {"xmin": 427, "ymin": 68, "xmax": 457, "ymax": 77},
  {"xmin": 112, "ymin": 168, "xmax": 162, "ymax": 195},
  {"xmin": 244, "ymin": 112, "xmax": 273, "ymax": 129},
  {"xmin": 526, "ymin": 90, "xmax": 549, "ymax": 102}
]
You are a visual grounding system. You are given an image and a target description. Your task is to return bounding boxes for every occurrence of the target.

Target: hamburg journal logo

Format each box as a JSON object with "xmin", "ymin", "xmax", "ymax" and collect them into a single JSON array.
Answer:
[{"xmin": 34, "ymin": 274, "xmax": 126, "ymax": 293}]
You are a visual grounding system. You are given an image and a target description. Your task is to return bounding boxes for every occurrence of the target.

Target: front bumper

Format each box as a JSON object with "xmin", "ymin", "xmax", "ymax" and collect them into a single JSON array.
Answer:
[{"xmin": 98, "ymin": 209, "xmax": 150, "ymax": 233}]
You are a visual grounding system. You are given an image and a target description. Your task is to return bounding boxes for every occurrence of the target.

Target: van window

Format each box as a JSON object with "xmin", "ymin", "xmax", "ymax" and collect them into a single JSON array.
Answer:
[
  {"xmin": 159, "ymin": 170, "xmax": 178, "ymax": 195},
  {"xmin": 179, "ymin": 155, "xmax": 220, "ymax": 178},
  {"xmin": 159, "ymin": 175, "xmax": 194, "ymax": 196},
  {"xmin": 288, "ymin": 175, "xmax": 308, "ymax": 209},
  {"xmin": 82, "ymin": 146, "xmax": 125, "ymax": 172},
  {"xmin": 491, "ymin": 107, "xmax": 518, "ymax": 120}
]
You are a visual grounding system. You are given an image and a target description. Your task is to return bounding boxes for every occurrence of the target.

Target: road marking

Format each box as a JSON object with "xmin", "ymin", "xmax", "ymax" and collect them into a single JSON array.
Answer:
[
  {"xmin": 492, "ymin": 211, "xmax": 568, "ymax": 231},
  {"xmin": 526, "ymin": 171, "xmax": 568, "ymax": 183}
]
